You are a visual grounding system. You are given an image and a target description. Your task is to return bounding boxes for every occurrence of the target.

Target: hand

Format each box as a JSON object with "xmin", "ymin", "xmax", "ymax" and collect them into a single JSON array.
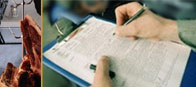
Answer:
[
  {"xmin": 115, "ymin": 2, "xmax": 182, "ymax": 43},
  {"xmin": 91, "ymin": 56, "xmax": 113, "ymax": 87}
]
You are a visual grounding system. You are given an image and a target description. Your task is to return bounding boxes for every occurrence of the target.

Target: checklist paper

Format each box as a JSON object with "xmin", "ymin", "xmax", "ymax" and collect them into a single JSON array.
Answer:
[{"xmin": 44, "ymin": 17, "xmax": 191, "ymax": 87}]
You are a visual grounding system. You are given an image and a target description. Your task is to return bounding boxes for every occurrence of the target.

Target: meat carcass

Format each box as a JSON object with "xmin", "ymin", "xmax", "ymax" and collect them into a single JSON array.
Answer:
[{"xmin": 0, "ymin": 15, "xmax": 41, "ymax": 87}]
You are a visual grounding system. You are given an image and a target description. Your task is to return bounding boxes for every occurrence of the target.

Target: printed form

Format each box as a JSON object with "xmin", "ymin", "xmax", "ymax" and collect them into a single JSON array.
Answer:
[{"xmin": 44, "ymin": 17, "xmax": 191, "ymax": 87}]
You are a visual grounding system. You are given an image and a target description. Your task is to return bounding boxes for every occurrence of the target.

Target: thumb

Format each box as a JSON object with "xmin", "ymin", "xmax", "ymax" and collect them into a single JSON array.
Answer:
[
  {"xmin": 92, "ymin": 56, "xmax": 113, "ymax": 87},
  {"xmin": 96, "ymin": 56, "xmax": 110, "ymax": 77}
]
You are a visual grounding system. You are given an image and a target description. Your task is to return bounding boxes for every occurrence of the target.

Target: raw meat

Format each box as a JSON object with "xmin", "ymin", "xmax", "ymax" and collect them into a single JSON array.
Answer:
[{"xmin": 0, "ymin": 15, "xmax": 41, "ymax": 87}]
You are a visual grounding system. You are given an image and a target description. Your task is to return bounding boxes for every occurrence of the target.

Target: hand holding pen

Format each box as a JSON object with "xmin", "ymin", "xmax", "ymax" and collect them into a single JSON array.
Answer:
[{"xmin": 115, "ymin": 2, "xmax": 181, "ymax": 43}]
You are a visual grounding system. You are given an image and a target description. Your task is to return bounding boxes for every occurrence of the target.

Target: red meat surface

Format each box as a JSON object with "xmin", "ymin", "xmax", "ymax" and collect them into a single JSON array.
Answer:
[{"xmin": 0, "ymin": 15, "xmax": 41, "ymax": 87}]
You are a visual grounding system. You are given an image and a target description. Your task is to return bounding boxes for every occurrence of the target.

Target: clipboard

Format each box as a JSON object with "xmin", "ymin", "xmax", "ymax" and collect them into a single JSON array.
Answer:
[
  {"xmin": 43, "ymin": 15, "xmax": 111, "ymax": 87},
  {"xmin": 43, "ymin": 15, "xmax": 196, "ymax": 87},
  {"xmin": 43, "ymin": 40, "xmax": 90, "ymax": 87}
]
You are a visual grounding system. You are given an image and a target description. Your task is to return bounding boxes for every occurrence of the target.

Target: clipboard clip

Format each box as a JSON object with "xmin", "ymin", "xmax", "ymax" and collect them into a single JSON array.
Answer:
[
  {"xmin": 54, "ymin": 23, "xmax": 68, "ymax": 42},
  {"xmin": 54, "ymin": 22, "xmax": 82, "ymax": 43}
]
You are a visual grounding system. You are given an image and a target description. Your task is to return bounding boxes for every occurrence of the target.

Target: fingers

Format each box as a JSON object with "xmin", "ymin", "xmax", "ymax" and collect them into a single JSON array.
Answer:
[
  {"xmin": 115, "ymin": 2, "xmax": 143, "ymax": 40},
  {"xmin": 115, "ymin": 5, "xmax": 127, "ymax": 26},
  {"xmin": 115, "ymin": 25, "xmax": 138, "ymax": 37},
  {"xmin": 115, "ymin": 2, "xmax": 143, "ymax": 26},
  {"xmin": 96, "ymin": 56, "xmax": 110, "ymax": 77},
  {"xmin": 92, "ymin": 56, "xmax": 113, "ymax": 87},
  {"xmin": 130, "ymin": 36, "xmax": 137, "ymax": 40},
  {"xmin": 149, "ymin": 37, "xmax": 161, "ymax": 42}
]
